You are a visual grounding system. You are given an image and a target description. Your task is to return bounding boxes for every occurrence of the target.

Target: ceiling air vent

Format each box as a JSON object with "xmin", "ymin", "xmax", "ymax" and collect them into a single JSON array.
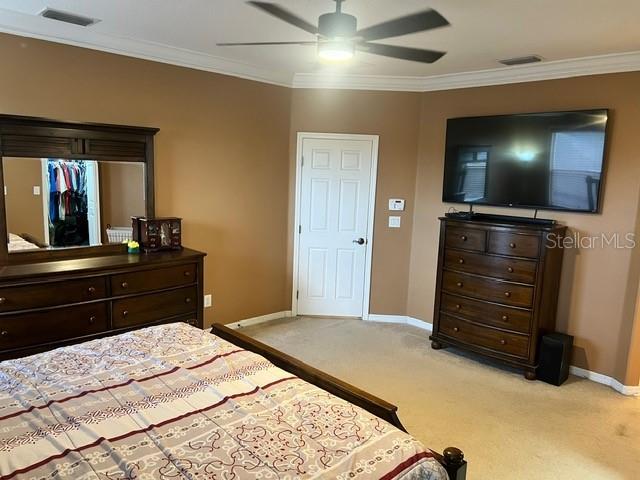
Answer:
[
  {"xmin": 39, "ymin": 8, "xmax": 98, "ymax": 27},
  {"xmin": 499, "ymin": 55, "xmax": 543, "ymax": 66}
]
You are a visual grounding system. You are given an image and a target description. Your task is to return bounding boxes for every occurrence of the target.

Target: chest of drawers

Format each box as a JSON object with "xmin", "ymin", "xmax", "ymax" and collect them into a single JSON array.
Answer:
[
  {"xmin": 0, "ymin": 248, "xmax": 205, "ymax": 360},
  {"xmin": 430, "ymin": 217, "xmax": 566, "ymax": 379}
]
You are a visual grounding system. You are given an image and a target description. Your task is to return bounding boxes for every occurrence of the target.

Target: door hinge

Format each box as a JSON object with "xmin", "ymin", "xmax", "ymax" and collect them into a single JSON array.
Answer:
[
  {"xmin": 296, "ymin": 290, "xmax": 299, "ymax": 300},
  {"xmin": 301, "ymin": 155, "xmax": 304, "ymax": 167},
  {"xmin": 298, "ymin": 225, "xmax": 302, "ymax": 234}
]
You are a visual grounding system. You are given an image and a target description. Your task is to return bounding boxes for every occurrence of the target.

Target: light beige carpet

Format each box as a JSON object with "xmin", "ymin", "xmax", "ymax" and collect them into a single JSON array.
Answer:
[{"xmin": 238, "ymin": 316, "xmax": 639, "ymax": 480}]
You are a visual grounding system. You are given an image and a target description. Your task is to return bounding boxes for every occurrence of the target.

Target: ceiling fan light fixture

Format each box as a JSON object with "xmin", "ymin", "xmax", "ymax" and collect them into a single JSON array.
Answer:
[{"xmin": 318, "ymin": 39, "xmax": 354, "ymax": 61}]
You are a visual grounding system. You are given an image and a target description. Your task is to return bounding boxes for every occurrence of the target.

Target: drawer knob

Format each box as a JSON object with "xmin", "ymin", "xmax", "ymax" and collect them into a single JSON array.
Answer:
[
  {"xmin": 502, "ymin": 315, "xmax": 509, "ymax": 321},
  {"xmin": 456, "ymin": 282, "xmax": 463, "ymax": 288},
  {"xmin": 507, "ymin": 267, "xmax": 514, "ymax": 273},
  {"xmin": 453, "ymin": 327, "xmax": 459, "ymax": 332},
  {"xmin": 0, "ymin": 297, "xmax": 6, "ymax": 305},
  {"xmin": 509, "ymin": 242, "xmax": 516, "ymax": 248},
  {"xmin": 0, "ymin": 330, "xmax": 7, "ymax": 337},
  {"xmin": 460, "ymin": 235, "xmax": 468, "ymax": 241},
  {"xmin": 455, "ymin": 304, "xmax": 461, "ymax": 310},
  {"xmin": 458, "ymin": 258, "xmax": 464, "ymax": 264},
  {"xmin": 88, "ymin": 315, "xmax": 96, "ymax": 324},
  {"xmin": 184, "ymin": 271, "xmax": 191, "ymax": 277},
  {"xmin": 122, "ymin": 310, "xmax": 129, "ymax": 318},
  {"xmin": 500, "ymin": 339, "xmax": 507, "ymax": 345},
  {"xmin": 185, "ymin": 297, "xmax": 192, "ymax": 304},
  {"xmin": 504, "ymin": 291, "xmax": 511, "ymax": 298},
  {"xmin": 121, "ymin": 282, "xmax": 129, "ymax": 289},
  {"xmin": 87, "ymin": 286, "xmax": 96, "ymax": 295}
]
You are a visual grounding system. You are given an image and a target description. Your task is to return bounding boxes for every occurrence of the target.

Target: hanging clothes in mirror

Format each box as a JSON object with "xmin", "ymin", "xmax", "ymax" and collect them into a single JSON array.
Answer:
[{"xmin": 46, "ymin": 159, "xmax": 89, "ymax": 247}]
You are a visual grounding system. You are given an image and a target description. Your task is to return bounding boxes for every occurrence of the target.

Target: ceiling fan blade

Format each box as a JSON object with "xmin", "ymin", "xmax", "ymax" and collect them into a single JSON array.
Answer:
[
  {"xmin": 357, "ymin": 9, "xmax": 449, "ymax": 41},
  {"xmin": 217, "ymin": 41, "xmax": 317, "ymax": 46},
  {"xmin": 247, "ymin": 1, "xmax": 318, "ymax": 35},
  {"xmin": 358, "ymin": 43, "xmax": 446, "ymax": 63}
]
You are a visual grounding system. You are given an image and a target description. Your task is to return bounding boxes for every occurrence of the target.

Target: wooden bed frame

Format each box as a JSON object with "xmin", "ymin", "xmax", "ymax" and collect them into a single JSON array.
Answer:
[{"xmin": 211, "ymin": 324, "xmax": 468, "ymax": 480}]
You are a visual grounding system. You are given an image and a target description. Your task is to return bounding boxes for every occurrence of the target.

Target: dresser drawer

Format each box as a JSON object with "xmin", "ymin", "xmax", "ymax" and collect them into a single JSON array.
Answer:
[
  {"xmin": 444, "ymin": 249, "xmax": 537, "ymax": 284},
  {"xmin": 0, "ymin": 277, "xmax": 106, "ymax": 313},
  {"xmin": 442, "ymin": 270, "xmax": 534, "ymax": 307},
  {"xmin": 112, "ymin": 286, "xmax": 197, "ymax": 329},
  {"xmin": 441, "ymin": 293, "xmax": 532, "ymax": 333},
  {"xmin": 445, "ymin": 227, "xmax": 486, "ymax": 252},
  {"xmin": 0, "ymin": 303, "xmax": 108, "ymax": 350},
  {"xmin": 488, "ymin": 232, "xmax": 540, "ymax": 258},
  {"xmin": 111, "ymin": 263, "xmax": 196, "ymax": 296},
  {"xmin": 439, "ymin": 314, "xmax": 529, "ymax": 358}
]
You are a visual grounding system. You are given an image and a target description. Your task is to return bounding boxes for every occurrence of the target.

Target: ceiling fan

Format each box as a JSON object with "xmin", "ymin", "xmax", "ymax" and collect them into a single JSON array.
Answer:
[{"xmin": 217, "ymin": 0, "xmax": 450, "ymax": 63}]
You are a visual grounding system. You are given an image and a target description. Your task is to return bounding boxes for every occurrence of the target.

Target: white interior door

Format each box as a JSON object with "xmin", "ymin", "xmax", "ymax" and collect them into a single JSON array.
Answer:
[
  {"xmin": 296, "ymin": 136, "xmax": 376, "ymax": 317},
  {"xmin": 85, "ymin": 161, "xmax": 102, "ymax": 245}
]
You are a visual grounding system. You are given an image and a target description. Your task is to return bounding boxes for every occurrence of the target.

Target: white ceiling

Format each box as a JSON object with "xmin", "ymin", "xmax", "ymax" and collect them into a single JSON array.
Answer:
[{"xmin": 0, "ymin": 0, "xmax": 639, "ymax": 89}]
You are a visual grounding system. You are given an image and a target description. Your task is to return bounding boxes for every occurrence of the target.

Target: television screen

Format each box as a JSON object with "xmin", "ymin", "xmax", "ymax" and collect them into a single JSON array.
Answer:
[{"xmin": 442, "ymin": 109, "xmax": 608, "ymax": 213}]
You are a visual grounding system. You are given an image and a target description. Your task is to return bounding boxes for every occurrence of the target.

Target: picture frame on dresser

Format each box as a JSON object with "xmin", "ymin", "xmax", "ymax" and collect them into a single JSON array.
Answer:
[{"xmin": 430, "ymin": 215, "xmax": 567, "ymax": 380}]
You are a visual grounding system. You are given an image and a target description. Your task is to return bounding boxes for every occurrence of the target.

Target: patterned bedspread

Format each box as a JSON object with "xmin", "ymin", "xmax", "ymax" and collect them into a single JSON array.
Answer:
[{"xmin": 0, "ymin": 323, "xmax": 447, "ymax": 479}]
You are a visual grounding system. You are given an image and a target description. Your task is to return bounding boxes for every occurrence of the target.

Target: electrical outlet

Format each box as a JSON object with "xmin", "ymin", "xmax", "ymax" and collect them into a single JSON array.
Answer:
[{"xmin": 204, "ymin": 294, "xmax": 212, "ymax": 308}]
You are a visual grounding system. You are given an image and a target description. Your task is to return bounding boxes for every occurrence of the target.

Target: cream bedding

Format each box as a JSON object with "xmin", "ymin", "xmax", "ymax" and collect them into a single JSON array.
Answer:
[{"xmin": 0, "ymin": 323, "xmax": 447, "ymax": 479}]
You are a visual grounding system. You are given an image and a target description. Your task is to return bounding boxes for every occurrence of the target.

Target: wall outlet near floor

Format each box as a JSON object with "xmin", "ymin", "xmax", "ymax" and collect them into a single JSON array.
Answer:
[{"xmin": 204, "ymin": 294, "xmax": 212, "ymax": 308}]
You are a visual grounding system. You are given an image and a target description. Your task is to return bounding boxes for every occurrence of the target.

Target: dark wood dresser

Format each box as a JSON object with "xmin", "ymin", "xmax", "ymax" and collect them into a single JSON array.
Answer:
[
  {"xmin": 0, "ymin": 248, "xmax": 205, "ymax": 360},
  {"xmin": 430, "ymin": 216, "xmax": 566, "ymax": 379}
]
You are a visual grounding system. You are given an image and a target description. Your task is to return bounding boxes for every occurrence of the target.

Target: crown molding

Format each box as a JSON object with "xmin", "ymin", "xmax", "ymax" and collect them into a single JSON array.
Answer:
[
  {"xmin": 0, "ymin": 7, "xmax": 293, "ymax": 88},
  {"xmin": 292, "ymin": 50, "xmax": 640, "ymax": 91},
  {"xmin": 0, "ymin": 6, "xmax": 638, "ymax": 93}
]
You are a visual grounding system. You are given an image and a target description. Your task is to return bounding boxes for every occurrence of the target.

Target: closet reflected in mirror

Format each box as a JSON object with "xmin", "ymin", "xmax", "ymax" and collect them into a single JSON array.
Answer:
[{"xmin": 3, "ymin": 157, "xmax": 146, "ymax": 253}]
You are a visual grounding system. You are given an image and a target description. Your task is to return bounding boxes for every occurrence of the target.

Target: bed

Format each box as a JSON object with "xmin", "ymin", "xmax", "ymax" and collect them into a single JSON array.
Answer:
[
  {"xmin": 7, "ymin": 233, "xmax": 43, "ymax": 252},
  {"xmin": 0, "ymin": 323, "xmax": 466, "ymax": 479}
]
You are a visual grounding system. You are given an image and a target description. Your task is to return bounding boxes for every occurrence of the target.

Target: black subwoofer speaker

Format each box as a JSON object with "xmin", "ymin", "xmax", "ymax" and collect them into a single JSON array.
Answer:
[{"xmin": 537, "ymin": 333, "xmax": 573, "ymax": 386}]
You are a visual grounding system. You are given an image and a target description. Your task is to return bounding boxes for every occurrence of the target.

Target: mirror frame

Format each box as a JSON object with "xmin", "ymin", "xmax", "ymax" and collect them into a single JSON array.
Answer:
[{"xmin": 0, "ymin": 114, "xmax": 159, "ymax": 264}]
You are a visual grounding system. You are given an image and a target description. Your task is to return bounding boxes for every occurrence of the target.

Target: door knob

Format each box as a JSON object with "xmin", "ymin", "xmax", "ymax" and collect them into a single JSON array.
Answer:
[{"xmin": 353, "ymin": 238, "xmax": 365, "ymax": 245}]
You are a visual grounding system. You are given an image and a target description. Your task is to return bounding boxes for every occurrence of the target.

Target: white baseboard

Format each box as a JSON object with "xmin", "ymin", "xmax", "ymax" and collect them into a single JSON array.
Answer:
[
  {"xmin": 365, "ymin": 314, "xmax": 433, "ymax": 332},
  {"xmin": 227, "ymin": 311, "xmax": 293, "ymax": 330},
  {"xmin": 569, "ymin": 366, "xmax": 640, "ymax": 396}
]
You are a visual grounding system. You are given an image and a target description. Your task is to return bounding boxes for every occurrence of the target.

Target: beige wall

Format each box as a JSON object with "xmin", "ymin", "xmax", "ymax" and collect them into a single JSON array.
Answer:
[
  {"xmin": 3, "ymin": 157, "xmax": 45, "ymax": 243},
  {"xmin": 288, "ymin": 89, "xmax": 421, "ymax": 315},
  {"xmin": 408, "ymin": 73, "xmax": 640, "ymax": 385},
  {"xmin": 98, "ymin": 162, "xmax": 146, "ymax": 241},
  {"xmin": 0, "ymin": 33, "xmax": 292, "ymax": 326}
]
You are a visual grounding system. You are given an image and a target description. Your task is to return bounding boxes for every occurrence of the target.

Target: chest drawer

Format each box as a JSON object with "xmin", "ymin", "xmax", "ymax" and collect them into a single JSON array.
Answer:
[
  {"xmin": 488, "ymin": 232, "xmax": 540, "ymax": 258},
  {"xmin": 441, "ymin": 293, "xmax": 532, "ymax": 333},
  {"xmin": 112, "ymin": 286, "xmax": 197, "ymax": 329},
  {"xmin": 442, "ymin": 270, "xmax": 534, "ymax": 307},
  {"xmin": 0, "ymin": 303, "xmax": 108, "ymax": 350},
  {"xmin": 445, "ymin": 227, "xmax": 486, "ymax": 252},
  {"xmin": 111, "ymin": 263, "xmax": 196, "ymax": 296},
  {"xmin": 444, "ymin": 249, "xmax": 537, "ymax": 284},
  {"xmin": 0, "ymin": 277, "xmax": 107, "ymax": 312},
  {"xmin": 439, "ymin": 314, "xmax": 529, "ymax": 358}
]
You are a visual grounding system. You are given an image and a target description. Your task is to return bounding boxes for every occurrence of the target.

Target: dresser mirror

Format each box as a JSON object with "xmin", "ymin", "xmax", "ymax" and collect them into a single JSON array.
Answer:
[
  {"xmin": 4, "ymin": 157, "xmax": 146, "ymax": 253},
  {"xmin": 0, "ymin": 114, "xmax": 158, "ymax": 264}
]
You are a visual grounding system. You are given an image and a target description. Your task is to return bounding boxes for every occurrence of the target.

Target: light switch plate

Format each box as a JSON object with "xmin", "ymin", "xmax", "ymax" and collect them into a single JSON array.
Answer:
[
  {"xmin": 388, "ymin": 216, "xmax": 401, "ymax": 228},
  {"xmin": 388, "ymin": 198, "xmax": 405, "ymax": 211},
  {"xmin": 204, "ymin": 294, "xmax": 212, "ymax": 308},
  {"xmin": 33, "ymin": 186, "xmax": 41, "ymax": 196}
]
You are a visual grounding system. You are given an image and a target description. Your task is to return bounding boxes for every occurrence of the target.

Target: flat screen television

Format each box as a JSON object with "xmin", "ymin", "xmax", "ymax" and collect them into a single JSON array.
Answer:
[{"xmin": 442, "ymin": 109, "xmax": 608, "ymax": 213}]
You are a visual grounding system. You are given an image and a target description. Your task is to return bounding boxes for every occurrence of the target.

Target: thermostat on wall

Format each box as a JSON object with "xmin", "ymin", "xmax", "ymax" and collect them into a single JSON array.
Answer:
[{"xmin": 388, "ymin": 198, "xmax": 405, "ymax": 211}]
